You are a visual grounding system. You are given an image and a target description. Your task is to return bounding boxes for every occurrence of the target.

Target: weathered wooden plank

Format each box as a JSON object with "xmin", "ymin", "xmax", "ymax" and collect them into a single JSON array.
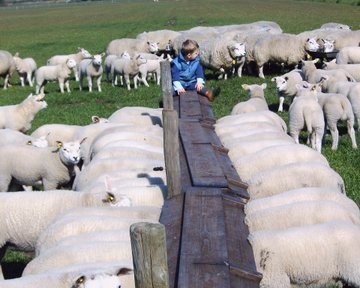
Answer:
[
  {"xmin": 179, "ymin": 93, "xmax": 203, "ymax": 119},
  {"xmin": 178, "ymin": 187, "xmax": 230, "ymax": 287}
]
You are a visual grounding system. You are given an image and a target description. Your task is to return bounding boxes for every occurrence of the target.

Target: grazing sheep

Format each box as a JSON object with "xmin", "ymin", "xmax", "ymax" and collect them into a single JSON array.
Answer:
[
  {"xmin": 106, "ymin": 38, "xmax": 159, "ymax": 56},
  {"xmin": 46, "ymin": 47, "xmax": 92, "ymax": 81},
  {"xmin": 245, "ymin": 200, "xmax": 360, "ymax": 233},
  {"xmin": 0, "ymin": 50, "xmax": 16, "ymax": 89},
  {"xmin": 0, "ymin": 139, "xmax": 84, "ymax": 191},
  {"xmin": 336, "ymin": 46, "xmax": 360, "ymax": 64},
  {"xmin": 35, "ymin": 58, "xmax": 77, "ymax": 94},
  {"xmin": 232, "ymin": 143, "xmax": 329, "ymax": 182},
  {"xmin": 252, "ymin": 35, "xmax": 319, "ymax": 78},
  {"xmin": 0, "ymin": 128, "xmax": 48, "ymax": 147},
  {"xmin": 111, "ymin": 55, "xmax": 147, "ymax": 90},
  {"xmin": 0, "ymin": 93, "xmax": 47, "ymax": 132},
  {"xmin": 271, "ymin": 69, "xmax": 304, "ymax": 112},
  {"xmin": 288, "ymin": 84, "xmax": 325, "ymax": 152},
  {"xmin": 79, "ymin": 53, "xmax": 105, "ymax": 92},
  {"xmin": 247, "ymin": 162, "xmax": 345, "ymax": 200},
  {"xmin": 231, "ymin": 83, "xmax": 268, "ymax": 114},
  {"xmin": 13, "ymin": 52, "xmax": 37, "ymax": 87},
  {"xmin": 249, "ymin": 221, "xmax": 360, "ymax": 288},
  {"xmin": 244, "ymin": 186, "xmax": 360, "ymax": 217}
]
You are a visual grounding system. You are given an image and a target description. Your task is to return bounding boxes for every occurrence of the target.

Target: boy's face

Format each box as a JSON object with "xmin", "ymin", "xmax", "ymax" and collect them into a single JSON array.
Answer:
[{"xmin": 185, "ymin": 49, "xmax": 199, "ymax": 61}]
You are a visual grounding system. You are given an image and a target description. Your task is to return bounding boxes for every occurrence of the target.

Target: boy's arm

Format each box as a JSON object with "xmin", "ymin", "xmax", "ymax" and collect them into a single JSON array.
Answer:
[
  {"xmin": 171, "ymin": 62, "xmax": 184, "ymax": 91},
  {"xmin": 196, "ymin": 63, "xmax": 205, "ymax": 84}
]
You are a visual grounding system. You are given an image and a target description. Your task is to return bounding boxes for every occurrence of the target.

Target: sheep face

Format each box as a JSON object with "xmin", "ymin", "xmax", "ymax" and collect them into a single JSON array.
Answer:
[
  {"xmin": 121, "ymin": 51, "xmax": 131, "ymax": 59},
  {"xmin": 322, "ymin": 39, "xmax": 335, "ymax": 53},
  {"xmin": 74, "ymin": 268, "xmax": 133, "ymax": 288},
  {"xmin": 305, "ymin": 37, "xmax": 320, "ymax": 52},
  {"xmin": 66, "ymin": 58, "xmax": 77, "ymax": 69},
  {"xmin": 228, "ymin": 42, "xmax": 246, "ymax": 59},
  {"xmin": 57, "ymin": 140, "xmax": 82, "ymax": 165},
  {"xmin": 91, "ymin": 54, "xmax": 104, "ymax": 67},
  {"xmin": 273, "ymin": 76, "xmax": 289, "ymax": 93},
  {"xmin": 147, "ymin": 41, "xmax": 159, "ymax": 53},
  {"xmin": 27, "ymin": 93, "xmax": 48, "ymax": 111}
]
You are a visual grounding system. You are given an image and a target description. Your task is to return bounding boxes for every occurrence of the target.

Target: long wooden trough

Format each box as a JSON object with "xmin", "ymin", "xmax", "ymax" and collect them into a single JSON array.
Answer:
[{"xmin": 159, "ymin": 82, "xmax": 262, "ymax": 287}]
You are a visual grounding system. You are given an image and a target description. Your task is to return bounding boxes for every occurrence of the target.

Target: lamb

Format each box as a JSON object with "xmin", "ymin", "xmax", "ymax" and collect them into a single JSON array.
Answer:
[
  {"xmin": 0, "ymin": 50, "xmax": 16, "ymax": 89},
  {"xmin": 35, "ymin": 58, "xmax": 77, "ymax": 94},
  {"xmin": 46, "ymin": 47, "xmax": 92, "ymax": 81},
  {"xmin": 321, "ymin": 38, "xmax": 336, "ymax": 53},
  {"xmin": 134, "ymin": 57, "xmax": 164, "ymax": 87},
  {"xmin": 336, "ymin": 46, "xmax": 360, "ymax": 64},
  {"xmin": 232, "ymin": 143, "xmax": 329, "ymax": 182},
  {"xmin": 0, "ymin": 264, "xmax": 133, "ymax": 288},
  {"xmin": 13, "ymin": 52, "xmax": 37, "ymax": 87},
  {"xmin": 245, "ymin": 200, "xmax": 360, "ymax": 233},
  {"xmin": 288, "ymin": 84, "xmax": 325, "ymax": 152},
  {"xmin": 108, "ymin": 106, "xmax": 163, "ymax": 127},
  {"xmin": 106, "ymin": 38, "xmax": 159, "ymax": 56},
  {"xmin": 271, "ymin": 69, "xmax": 304, "ymax": 112},
  {"xmin": 247, "ymin": 162, "xmax": 345, "ymax": 200},
  {"xmin": 248, "ymin": 221, "xmax": 360, "ymax": 287},
  {"xmin": 0, "ymin": 93, "xmax": 47, "ymax": 132},
  {"xmin": 244, "ymin": 186, "xmax": 360, "ymax": 217},
  {"xmin": 103, "ymin": 51, "xmax": 130, "ymax": 83},
  {"xmin": 198, "ymin": 38, "xmax": 246, "ymax": 79},
  {"xmin": 0, "ymin": 139, "xmax": 84, "ymax": 191},
  {"xmin": 0, "ymin": 128, "xmax": 48, "ymax": 147},
  {"xmin": 111, "ymin": 55, "xmax": 147, "ymax": 90},
  {"xmin": 252, "ymin": 35, "xmax": 319, "ymax": 78},
  {"xmin": 31, "ymin": 123, "xmax": 82, "ymax": 146},
  {"xmin": 78, "ymin": 53, "xmax": 105, "ymax": 92},
  {"xmin": 300, "ymin": 58, "xmax": 355, "ymax": 84},
  {"xmin": 322, "ymin": 59, "xmax": 360, "ymax": 81},
  {"xmin": 231, "ymin": 83, "xmax": 268, "ymax": 114}
]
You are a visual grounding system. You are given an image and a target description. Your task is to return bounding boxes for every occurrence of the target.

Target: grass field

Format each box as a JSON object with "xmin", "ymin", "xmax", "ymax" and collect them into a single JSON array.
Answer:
[{"xmin": 0, "ymin": 0, "xmax": 360, "ymax": 269}]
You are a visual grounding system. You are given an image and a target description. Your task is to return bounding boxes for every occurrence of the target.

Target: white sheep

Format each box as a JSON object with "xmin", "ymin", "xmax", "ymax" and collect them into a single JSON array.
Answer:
[
  {"xmin": 134, "ymin": 57, "xmax": 164, "ymax": 87},
  {"xmin": 47, "ymin": 47, "xmax": 92, "ymax": 81},
  {"xmin": 248, "ymin": 220, "xmax": 360, "ymax": 287},
  {"xmin": 111, "ymin": 55, "xmax": 147, "ymax": 90},
  {"xmin": 35, "ymin": 58, "xmax": 77, "ymax": 94},
  {"xmin": 0, "ymin": 139, "xmax": 84, "ymax": 191},
  {"xmin": 252, "ymin": 35, "xmax": 319, "ymax": 78},
  {"xmin": 244, "ymin": 186, "xmax": 360, "ymax": 217},
  {"xmin": 320, "ymin": 22, "xmax": 352, "ymax": 30},
  {"xmin": 247, "ymin": 162, "xmax": 345, "ymax": 200},
  {"xmin": 0, "ymin": 264, "xmax": 133, "ymax": 288},
  {"xmin": 231, "ymin": 83, "xmax": 268, "ymax": 114},
  {"xmin": 336, "ymin": 46, "xmax": 360, "ymax": 64},
  {"xmin": 0, "ymin": 93, "xmax": 47, "ymax": 132},
  {"xmin": 106, "ymin": 38, "xmax": 159, "ymax": 56},
  {"xmin": 13, "ymin": 52, "xmax": 37, "ymax": 87},
  {"xmin": 0, "ymin": 50, "xmax": 16, "ymax": 89},
  {"xmin": 322, "ymin": 59, "xmax": 360, "ymax": 81},
  {"xmin": 271, "ymin": 69, "xmax": 304, "ymax": 112},
  {"xmin": 0, "ymin": 128, "xmax": 48, "ymax": 147},
  {"xmin": 232, "ymin": 143, "xmax": 329, "ymax": 182},
  {"xmin": 108, "ymin": 106, "xmax": 163, "ymax": 126},
  {"xmin": 79, "ymin": 53, "xmax": 105, "ymax": 92},
  {"xmin": 321, "ymin": 38, "xmax": 336, "ymax": 53},
  {"xmin": 103, "ymin": 51, "xmax": 131, "ymax": 83},
  {"xmin": 136, "ymin": 29, "xmax": 182, "ymax": 50},
  {"xmin": 245, "ymin": 200, "xmax": 360, "ymax": 233},
  {"xmin": 288, "ymin": 84, "xmax": 325, "ymax": 152}
]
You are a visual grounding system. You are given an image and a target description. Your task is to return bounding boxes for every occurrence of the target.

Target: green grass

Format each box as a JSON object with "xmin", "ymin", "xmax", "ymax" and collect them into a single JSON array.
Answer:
[{"xmin": 0, "ymin": 0, "xmax": 360, "ymax": 271}]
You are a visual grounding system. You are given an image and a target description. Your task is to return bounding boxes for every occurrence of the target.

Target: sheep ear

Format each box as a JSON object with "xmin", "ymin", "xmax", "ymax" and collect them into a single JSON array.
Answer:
[
  {"xmin": 313, "ymin": 58, "xmax": 320, "ymax": 64},
  {"xmin": 270, "ymin": 77, "xmax": 276, "ymax": 82},
  {"xmin": 117, "ymin": 267, "xmax": 133, "ymax": 276},
  {"xmin": 261, "ymin": 83, "xmax": 267, "ymax": 89},
  {"xmin": 56, "ymin": 141, "xmax": 63, "ymax": 148},
  {"xmin": 92, "ymin": 116, "xmax": 100, "ymax": 123},
  {"xmin": 14, "ymin": 52, "xmax": 19, "ymax": 57},
  {"xmin": 330, "ymin": 59, "xmax": 336, "ymax": 63},
  {"xmin": 241, "ymin": 84, "xmax": 249, "ymax": 90},
  {"xmin": 27, "ymin": 140, "xmax": 32, "ymax": 145},
  {"xmin": 74, "ymin": 275, "xmax": 86, "ymax": 287},
  {"xmin": 80, "ymin": 137, "xmax": 87, "ymax": 145}
]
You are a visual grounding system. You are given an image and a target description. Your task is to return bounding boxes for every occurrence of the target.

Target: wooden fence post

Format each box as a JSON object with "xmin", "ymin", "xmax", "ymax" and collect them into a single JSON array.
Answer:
[
  {"xmin": 161, "ymin": 60, "xmax": 173, "ymax": 110},
  {"xmin": 130, "ymin": 222, "xmax": 169, "ymax": 288}
]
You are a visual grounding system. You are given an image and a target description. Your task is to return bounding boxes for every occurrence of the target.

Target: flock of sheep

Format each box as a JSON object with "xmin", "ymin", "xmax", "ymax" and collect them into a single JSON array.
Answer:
[{"xmin": 0, "ymin": 18, "xmax": 360, "ymax": 287}]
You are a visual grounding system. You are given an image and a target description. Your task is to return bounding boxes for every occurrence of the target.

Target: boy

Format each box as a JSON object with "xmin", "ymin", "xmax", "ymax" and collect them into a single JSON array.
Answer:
[{"xmin": 171, "ymin": 39, "xmax": 220, "ymax": 101}]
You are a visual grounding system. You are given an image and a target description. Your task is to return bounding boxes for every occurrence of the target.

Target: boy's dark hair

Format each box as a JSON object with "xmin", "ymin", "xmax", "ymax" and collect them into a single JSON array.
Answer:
[{"xmin": 182, "ymin": 39, "xmax": 199, "ymax": 55}]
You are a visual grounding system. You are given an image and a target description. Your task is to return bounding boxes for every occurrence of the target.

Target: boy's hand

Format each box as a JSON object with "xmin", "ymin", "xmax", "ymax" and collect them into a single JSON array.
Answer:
[
  {"xmin": 177, "ymin": 87, "xmax": 186, "ymax": 95},
  {"xmin": 196, "ymin": 82, "xmax": 204, "ymax": 91}
]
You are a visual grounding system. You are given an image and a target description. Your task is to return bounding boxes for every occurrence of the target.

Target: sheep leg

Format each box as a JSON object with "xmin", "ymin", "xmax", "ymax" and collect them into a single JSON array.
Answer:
[
  {"xmin": 58, "ymin": 80, "xmax": 65, "ymax": 94},
  {"xmin": 73, "ymin": 66, "xmax": 79, "ymax": 82},
  {"xmin": 20, "ymin": 75, "xmax": 25, "ymax": 87},
  {"xmin": 96, "ymin": 76, "xmax": 102, "ymax": 92},
  {"xmin": 278, "ymin": 97, "xmax": 285, "ymax": 112},
  {"xmin": 27, "ymin": 73, "xmax": 33, "ymax": 87},
  {"xmin": 3, "ymin": 74, "xmax": 10, "ymax": 89},
  {"xmin": 140, "ymin": 74, "xmax": 150, "ymax": 87},
  {"xmin": 236, "ymin": 62, "xmax": 244, "ymax": 77},
  {"xmin": 258, "ymin": 65, "xmax": 265, "ymax": 79},
  {"xmin": 347, "ymin": 120, "xmax": 358, "ymax": 149},
  {"xmin": 328, "ymin": 125, "xmax": 339, "ymax": 151},
  {"xmin": 87, "ymin": 76, "xmax": 93, "ymax": 92},
  {"xmin": 65, "ymin": 79, "xmax": 71, "ymax": 93},
  {"xmin": 124, "ymin": 75, "xmax": 131, "ymax": 90}
]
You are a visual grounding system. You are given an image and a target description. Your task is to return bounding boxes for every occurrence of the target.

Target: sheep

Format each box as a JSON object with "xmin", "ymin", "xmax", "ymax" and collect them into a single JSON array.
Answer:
[
  {"xmin": 78, "ymin": 53, "xmax": 105, "ymax": 92},
  {"xmin": 252, "ymin": 34, "xmax": 320, "ymax": 78},
  {"xmin": 13, "ymin": 52, "xmax": 37, "ymax": 87},
  {"xmin": 0, "ymin": 93, "xmax": 47, "ymax": 132},
  {"xmin": 108, "ymin": 106, "xmax": 163, "ymax": 127},
  {"xmin": 288, "ymin": 84, "xmax": 325, "ymax": 152},
  {"xmin": 302, "ymin": 82, "xmax": 357, "ymax": 150},
  {"xmin": 46, "ymin": 47, "xmax": 92, "ymax": 81},
  {"xmin": 134, "ymin": 57, "xmax": 164, "ymax": 87},
  {"xmin": 106, "ymin": 38, "xmax": 159, "ymax": 56},
  {"xmin": 271, "ymin": 69, "xmax": 304, "ymax": 112},
  {"xmin": 321, "ymin": 38, "xmax": 336, "ymax": 53},
  {"xmin": 0, "ymin": 128, "xmax": 48, "ymax": 147},
  {"xmin": 232, "ymin": 143, "xmax": 329, "ymax": 182},
  {"xmin": 35, "ymin": 58, "xmax": 77, "ymax": 94},
  {"xmin": 245, "ymin": 200, "xmax": 360, "ymax": 233},
  {"xmin": 300, "ymin": 58, "xmax": 355, "ymax": 84},
  {"xmin": 336, "ymin": 46, "xmax": 360, "ymax": 64},
  {"xmin": 0, "ymin": 50, "xmax": 16, "ymax": 89},
  {"xmin": 231, "ymin": 83, "xmax": 268, "ymax": 114},
  {"xmin": 103, "ymin": 51, "xmax": 130, "ymax": 83},
  {"xmin": 111, "ymin": 55, "xmax": 147, "ymax": 90},
  {"xmin": 248, "ymin": 220, "xmax": 360, "ymax": 288},
  {"xmin": 247, "ymin": 161, "xmax": 345, "ymax": 200},
  {"xmin": 198, "ymin": 38, "xmax": 246, "ymax": 79},
  {"xmin": 0, "ymin": 139, "xmax": 84, "ymax": 191},
  {"xmin": 0, "ymin": 264, "xmax": 133, "ymax": 288},
  {"xmin": 320, "ymin": 22, "xmax": 352, "ymax": 30},
  {"xmin": 136, "ymin": 29, "xmax": 182, "ymax": 50},
  {"xmin": 244, "ymin": 186, "xmax": 360, "ymax": 217},
  {"xmin": 322, "ymin": 59, "xmax": 360, "ymax": 81}
]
